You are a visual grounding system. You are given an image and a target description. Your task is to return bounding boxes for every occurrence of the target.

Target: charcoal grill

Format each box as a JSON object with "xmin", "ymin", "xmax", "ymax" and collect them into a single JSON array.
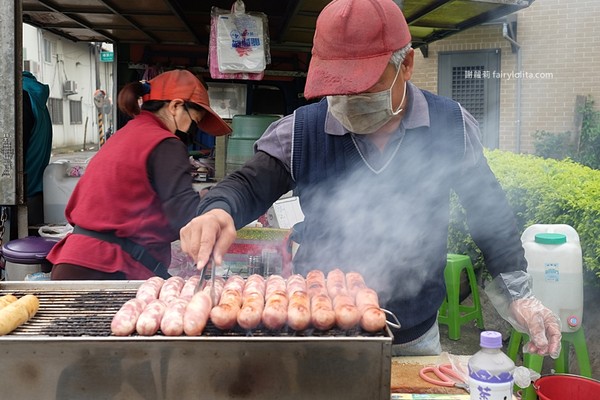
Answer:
[{"xmin": 0, "ymin": 280, "xmax": 392, "ymax": 399}]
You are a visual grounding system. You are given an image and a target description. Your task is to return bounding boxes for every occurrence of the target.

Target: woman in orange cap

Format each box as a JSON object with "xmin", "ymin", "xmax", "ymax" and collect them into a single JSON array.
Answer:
[{"xmin": 48, "ymin": 69, "xmax": 231, "ymax": 280}]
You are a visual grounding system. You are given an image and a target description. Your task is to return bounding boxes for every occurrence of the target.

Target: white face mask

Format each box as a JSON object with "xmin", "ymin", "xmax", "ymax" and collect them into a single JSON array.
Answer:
[{"xmin": 327, "ymin": 66, "xmax": 407, "ymax": 134}]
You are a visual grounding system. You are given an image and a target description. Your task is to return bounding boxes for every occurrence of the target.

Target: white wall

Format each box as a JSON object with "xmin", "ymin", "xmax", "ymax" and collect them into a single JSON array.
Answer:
[{"xmin": 22, "ymin": 24, "xmax": 115, "ymax": 150}]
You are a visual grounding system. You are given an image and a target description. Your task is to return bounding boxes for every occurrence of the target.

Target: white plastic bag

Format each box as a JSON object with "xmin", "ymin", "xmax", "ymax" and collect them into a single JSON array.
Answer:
[
  {"xmin": 38, "ymin": 223, "xmax": 73, "ymax": 239},
  {"xmin": 209, "ymin": 1, "xmax": 270, "ymax": 80}
]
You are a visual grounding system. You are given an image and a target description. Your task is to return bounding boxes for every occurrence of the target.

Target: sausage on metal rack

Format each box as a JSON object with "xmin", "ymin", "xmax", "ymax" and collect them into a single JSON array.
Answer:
[
  {"xmin": 160, "ymin": 298, "xmax": 189, "ymax": 336},
  {"xmin": 136, "ymin": 299, "xmax": 167, "ymax": 336},
  {"xmin": 111, "ymin": 298, "xmax": 146, "ymax": 336},
  {"xmin": 310, "ymin": 293, "xmax": 336, "ymax": 331},
  {"xmin": 345, "ymin": 272, "xmax": 367, "ymax": 298},
  {"xmin": 355, "ymin": 288, "xmax": 387, "ymax": 332},
  {"xmin": 210, "ymin": 275, "xmax": 245, "ymax": 330},
  {"xmin": 183, "ymin": 289, "xmax": 212, "ymax": 336},
  {"xmin": 287, "ymin": 290, "xmax": 311, "ymax": 331},
  {"xmin": 326, "ymin": 268, "xmax": 349, "ymax": 298},
  {"xmin": 332, "ymin": 293, "xmax": 361, "ymax": 330},
  {"xmin": 237, "ymin": 274, "xmax": 266, "ymax": 330},
  {"xmin": 158, "ymin": 276, "xmax": 185, "ymax": 304},
  {"xmin": 179, "ymin": 275, "xmax": 201, "ymax": 301},
  {"xmin": 262, "ymin": 289, "xmax": 288, "ymax": 330},
  {"xmin": 285, "ymin": 274, "xmax": 310, "ymax": 331},
  {"xmin": 306, "ymin": 270, "xmax": 327, "ymax": 298},
  {"xmin": 136, "ymin": 276, "xmax": 165, "ymax": 305}
]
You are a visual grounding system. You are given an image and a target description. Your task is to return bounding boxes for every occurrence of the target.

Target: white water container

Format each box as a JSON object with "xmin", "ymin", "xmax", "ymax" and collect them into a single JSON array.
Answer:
[
  {"xmin": 43, "ymin": 161, "xmax": 81, "ymax": 224},
  {"xmin": 521, "ymin": 224, "xmax": 584, "ymax": 332}
]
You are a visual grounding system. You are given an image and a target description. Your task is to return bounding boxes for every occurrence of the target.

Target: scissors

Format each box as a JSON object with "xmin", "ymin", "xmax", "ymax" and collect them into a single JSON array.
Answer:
[{"xmin": 419, "ymin": 363, "xmax": 469, "ymax": 393}]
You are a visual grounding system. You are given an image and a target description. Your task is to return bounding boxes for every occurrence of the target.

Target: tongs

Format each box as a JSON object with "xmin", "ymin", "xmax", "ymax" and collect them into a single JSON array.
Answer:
[{"xmin": 194, "ymin": 257, "xmax": 218, "ymax": 306}]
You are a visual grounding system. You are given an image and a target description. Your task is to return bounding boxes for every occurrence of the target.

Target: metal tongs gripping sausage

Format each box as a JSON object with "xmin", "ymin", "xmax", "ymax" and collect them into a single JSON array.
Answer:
[
  {"xmin": 208, "ymin": 257, "xmax": 218, "ymax": 306},
  {"xmin": 194, "ymin": 257, "xmax": 218, "ymax": 306},
  {"xmin": 194, "ymin": 262, "xmax": 207, "ymax": 295}
]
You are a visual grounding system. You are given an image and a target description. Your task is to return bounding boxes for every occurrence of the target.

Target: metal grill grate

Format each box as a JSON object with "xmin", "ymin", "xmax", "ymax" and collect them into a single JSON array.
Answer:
[{"xmin": 0, "ymin": 288, "xmax": 385, "ymax": 338}]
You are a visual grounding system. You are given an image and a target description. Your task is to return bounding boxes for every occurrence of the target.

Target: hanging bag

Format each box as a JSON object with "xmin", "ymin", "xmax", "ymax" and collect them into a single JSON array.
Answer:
[{"xmin": 209, "ymin": 0, "xmax": 270, "ymax": 80}]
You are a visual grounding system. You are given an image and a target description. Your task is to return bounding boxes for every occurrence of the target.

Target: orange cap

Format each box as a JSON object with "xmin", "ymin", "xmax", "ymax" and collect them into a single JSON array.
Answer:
[{"xmin": 142, "ymin": 70, "xmax": 232, "ymax": 136}]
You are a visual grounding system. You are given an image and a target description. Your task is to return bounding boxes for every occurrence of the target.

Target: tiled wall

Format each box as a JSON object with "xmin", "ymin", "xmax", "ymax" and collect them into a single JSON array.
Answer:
[{"xmin": 410, "ymin": 0, "xmax": 600, "ymax": 154}]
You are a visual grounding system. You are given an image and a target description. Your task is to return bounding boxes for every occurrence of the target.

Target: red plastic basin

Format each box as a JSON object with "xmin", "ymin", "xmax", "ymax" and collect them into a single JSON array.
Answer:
[{"xmin": 535, "ymin": 374, "xmax": 600, "ymax": 400}]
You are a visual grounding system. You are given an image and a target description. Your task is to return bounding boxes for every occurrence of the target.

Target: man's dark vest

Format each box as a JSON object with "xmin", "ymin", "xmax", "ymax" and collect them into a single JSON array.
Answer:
[{"xmin": 291, "ymin": 91, "xmax": 465, "ymax": 341}]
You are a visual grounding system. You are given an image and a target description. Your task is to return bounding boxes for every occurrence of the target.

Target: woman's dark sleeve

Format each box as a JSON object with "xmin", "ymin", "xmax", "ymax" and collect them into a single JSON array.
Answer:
[{"xmin": 147, "ymin": 138, "xmax": 202, "ymax": 231}]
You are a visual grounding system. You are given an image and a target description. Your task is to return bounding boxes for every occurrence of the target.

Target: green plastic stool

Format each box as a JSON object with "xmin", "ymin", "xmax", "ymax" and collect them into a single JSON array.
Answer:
[
  {"xmin": 507, "ymin": 327, "xmax": 592, "ymax": 400},
  {"xmin": 438, "ymin": 254, "xmax": 484, "ymax": 340}
]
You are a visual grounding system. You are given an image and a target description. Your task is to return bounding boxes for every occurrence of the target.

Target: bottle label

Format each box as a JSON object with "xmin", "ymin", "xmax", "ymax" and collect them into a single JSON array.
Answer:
[{"xmin": 468, "ymin": 377, "xmax": 514, "ymax": 400}]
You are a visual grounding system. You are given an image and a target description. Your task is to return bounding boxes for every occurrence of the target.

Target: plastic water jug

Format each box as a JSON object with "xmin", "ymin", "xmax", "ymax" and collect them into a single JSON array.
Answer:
[
  {"xmin": 43, "ymin": 161, "xmax": 81, "ymax": 224},
  {"xmin": 521, "ymin": 224, "xmax": 583, "ymax": 332}
]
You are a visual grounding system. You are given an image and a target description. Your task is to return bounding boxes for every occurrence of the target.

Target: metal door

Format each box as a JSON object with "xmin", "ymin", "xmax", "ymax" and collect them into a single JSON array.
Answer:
[{"xmin": 438, "ymin": 50, "xmax": 501, "ymax": 149}]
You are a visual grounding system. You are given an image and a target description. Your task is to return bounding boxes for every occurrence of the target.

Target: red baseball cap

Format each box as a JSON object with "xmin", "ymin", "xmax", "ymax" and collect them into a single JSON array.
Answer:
[
  {"xmin": 143, "ymin": 70, "xmax": 232, "ymax": 136},
  {"xmin": 304, "ymin": 0, "xmax": 412, "ymax": 99}
]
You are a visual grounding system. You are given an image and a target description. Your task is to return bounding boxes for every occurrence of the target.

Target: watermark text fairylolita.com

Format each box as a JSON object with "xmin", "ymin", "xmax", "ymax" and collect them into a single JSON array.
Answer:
[{"xmin": 464, "ymin": 70, "xmax": 553, "ymax": 80}]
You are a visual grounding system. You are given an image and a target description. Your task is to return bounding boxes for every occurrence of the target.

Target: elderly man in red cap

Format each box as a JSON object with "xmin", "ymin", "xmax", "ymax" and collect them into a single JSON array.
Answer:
[{"xmin": 181, "ymin": 0, "xmax": 561, "ymax": 357}]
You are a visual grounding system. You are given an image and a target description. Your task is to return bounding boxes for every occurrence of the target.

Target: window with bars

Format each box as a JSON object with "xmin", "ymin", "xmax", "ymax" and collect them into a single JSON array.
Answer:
[
  {"xmin": 69, "ymin": 100, "xmax": 82, "ymax": 124},
  {"xmin": 451, "ymin": 65, "xmax": 486, "ymax": 129},
  {"xmin": 48, "ymin": 98, "xmax": 63, "ymax": 125},
  {"xmin": 438, "ymin": 50, "xmax": 500, "ymax": 149}
]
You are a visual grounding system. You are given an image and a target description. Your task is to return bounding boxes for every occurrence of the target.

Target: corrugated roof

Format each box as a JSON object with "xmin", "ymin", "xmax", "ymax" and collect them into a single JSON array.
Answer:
[{"xmin": 22, "ymin": 0, "xmax": 533, "ymax": 52}]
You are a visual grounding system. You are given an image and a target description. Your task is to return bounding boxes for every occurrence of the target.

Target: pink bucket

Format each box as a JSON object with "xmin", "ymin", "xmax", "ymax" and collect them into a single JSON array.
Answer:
[{"xmin": 535, "ymin": 374, "xmax": 600, "ymax": 400}]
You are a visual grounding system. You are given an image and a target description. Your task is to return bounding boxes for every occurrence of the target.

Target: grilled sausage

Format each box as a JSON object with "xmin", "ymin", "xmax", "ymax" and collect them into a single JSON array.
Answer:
[
  {"xmin": 183, "ymin": 290, "xmax": 212, "ymax": 336},
  {"xmin": 286, "ymin": 274, "xmax": 307, "ymax": 295},
  {"xmin": 326, "ymin": 268, "xmax": 349, "ymax": 298},
  {"xmin": 160, "ymin": 298, "xmax": 189, "ymax": 336},
  {"xmin": 355, "ymin": 288, "xmax": 387, "ymax": 332},
  {"xmin": 345, "ymin": 272, "xmax": 367, "ymax": 298},
  {"xmin": 111, "ymin": 298, "xmax": 146, "ymax": 336},
  {"xmin": 332, "ymin": 293, "xmax": 361, "ymax": 330},
  {"xmin": 306, "ymin": 270, "xmax": 327, "ymax": 298},
  {"xmin": 136, "ymin": 276, "xmax": 165, "ymax": 305},
  {"xmin": 136, "ymin": 299, "xmax": 167, "ymax": 336},
  {"xmin": 237, "ymin": 274, "xmax": 266, "ymax": 330},
  {"xmin": 287, "ymin": 290, "xmax": 311, "ymax": 331},
  {"xmin": 237, "ymin": 292, "xmax": 265, "ymax": 330},
  {"xmin": 158, "ymin": 276, "xmax": 185, "ymax": 304},
  {"xmin": 262, "ymin": 289, "xmax": 288, "ymax": 330},
  {"xmin": 265, "ymin": 275, "xmax": 287, "ymax": 299},
  {"xmin": 210, "ymin": 275, "xmax": 245, "ymax": 330},
  {"xmin": 179, "ymin": 275, "xmax": 201, "ymax": 301},
  {"xmin": 310, "ymin": 293, "xmax": 336, "ymax": 331}
]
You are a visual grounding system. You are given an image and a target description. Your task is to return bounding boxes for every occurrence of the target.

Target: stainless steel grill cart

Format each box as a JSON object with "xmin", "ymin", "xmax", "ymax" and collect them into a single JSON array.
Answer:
[{"xmin": 0, "ymin": 281, "xmax": 392, "ymax": 399}]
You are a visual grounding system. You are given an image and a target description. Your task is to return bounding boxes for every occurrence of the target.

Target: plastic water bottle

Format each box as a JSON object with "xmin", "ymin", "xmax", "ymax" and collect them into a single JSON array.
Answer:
[{"xmin": 468, "ymin": 331, "xmax": 515, "ymax": 400}]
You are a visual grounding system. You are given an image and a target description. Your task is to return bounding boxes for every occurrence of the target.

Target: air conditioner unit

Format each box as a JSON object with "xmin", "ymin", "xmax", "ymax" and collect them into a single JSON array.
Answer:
[
  {"xmin": 63, "ymin": 80, "xmax": 78, "ymax": 95},
  {"xmin": 23, "ymin": 59, "xmax": 40, "ymax": 76}
]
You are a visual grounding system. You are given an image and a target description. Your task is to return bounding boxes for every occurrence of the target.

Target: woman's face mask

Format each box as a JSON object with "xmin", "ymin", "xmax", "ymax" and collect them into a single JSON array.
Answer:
[
  {"xmin": 174, "ymin": 106, "xmax": 198, "ymax": 145},
  {"xmin": 327, "ymin": 66, "xmax": 407, "ymax": 134}
]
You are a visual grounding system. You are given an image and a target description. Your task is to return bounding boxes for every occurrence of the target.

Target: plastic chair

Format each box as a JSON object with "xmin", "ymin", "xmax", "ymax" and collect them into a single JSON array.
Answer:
[
  {"xmin": 438, "ymin": 254, "xmax": 484, "ymax": 340},
  {"xmin": 507, "ymin": 327, "xmax": 592, "ymax": 400}
]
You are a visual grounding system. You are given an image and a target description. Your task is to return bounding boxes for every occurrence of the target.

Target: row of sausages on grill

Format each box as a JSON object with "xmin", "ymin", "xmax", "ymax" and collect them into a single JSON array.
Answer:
[{"xmin": 110, "ymin": 269, "xmax": 387, "ymax": 336}]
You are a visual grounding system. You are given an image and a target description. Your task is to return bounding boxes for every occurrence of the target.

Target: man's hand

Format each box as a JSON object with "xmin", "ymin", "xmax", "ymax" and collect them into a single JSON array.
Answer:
[
  {"xmin": 510, "ymin": 297, "xmax": 562, "ymax": 358},
  {"xmin": 179, "ymin": 209, "xmax": 236, "ymax": 269}
]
